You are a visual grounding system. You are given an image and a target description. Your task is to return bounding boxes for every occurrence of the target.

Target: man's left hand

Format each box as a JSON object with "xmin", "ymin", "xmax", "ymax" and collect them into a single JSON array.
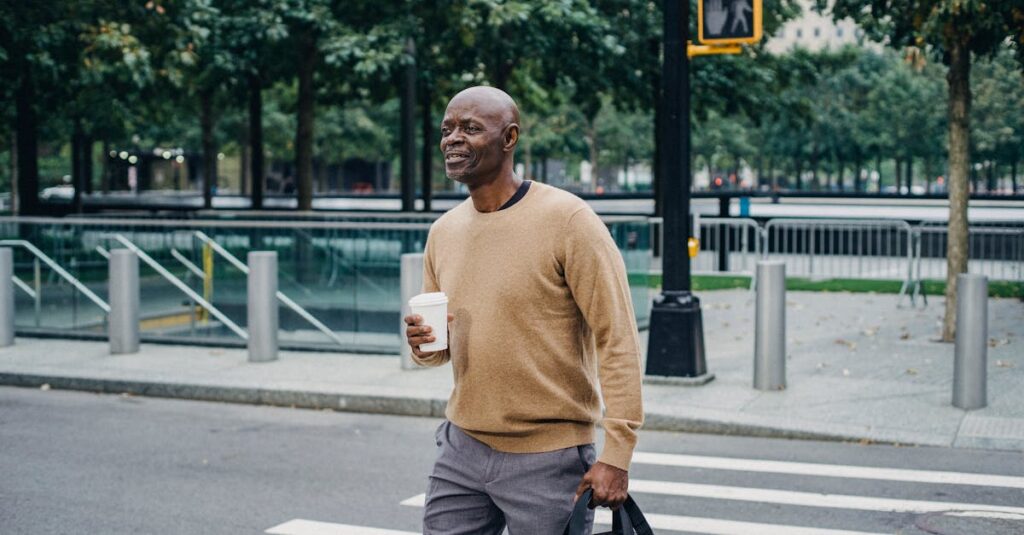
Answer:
[{"xmin": 573, "ymin": 461, "xmax": 629, "ymax": 510}]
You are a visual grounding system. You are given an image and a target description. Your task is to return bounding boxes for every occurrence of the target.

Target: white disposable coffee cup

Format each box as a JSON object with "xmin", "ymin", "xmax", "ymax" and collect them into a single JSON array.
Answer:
[{"xmin": 409, "ymin": 292, "xmax": 448, "ymax": 352}]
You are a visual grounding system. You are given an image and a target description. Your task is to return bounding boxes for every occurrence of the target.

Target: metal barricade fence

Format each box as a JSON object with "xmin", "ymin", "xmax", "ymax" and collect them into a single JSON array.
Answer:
[
  {"xmin": 649, "ymin": 216, "xmax": 1021, "ymax": 305},
  {"xmin": 762, "ymin": 218, "xmax": 915, "ymax": 298},
  {"xmin": 649, "ymin": 216, "xmax": 762, "ymax": 291},
  {"xmin": 914, "ymin": 222, "xmax": 1024, "ymax": 285},
  {"xmin": 694, "ymin": 217, "xmax": 763, "ymax": 278}
]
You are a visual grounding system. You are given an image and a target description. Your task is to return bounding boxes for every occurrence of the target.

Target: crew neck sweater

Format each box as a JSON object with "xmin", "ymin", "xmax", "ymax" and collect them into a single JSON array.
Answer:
[{"xmin": 414, "ymin": 181, "xmax": 644, "ymax": 471}]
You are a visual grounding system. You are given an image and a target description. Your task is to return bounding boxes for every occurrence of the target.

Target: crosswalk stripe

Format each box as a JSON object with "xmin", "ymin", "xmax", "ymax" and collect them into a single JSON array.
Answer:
[
  {"xmin": 592, "ymin": 509, "xmax": 888, "ymax": 535},
  {"xmin": 266, "ymin": 519, "xmax": 418, "ymax": 535},
  {"xmin": 400, "ymin": 495, "xmax": 425, "ymax": 506},
  {"xmin": 632, "ymin": 451, "xmax": 1024, "ymax": 489},
  {"xmin": 399, "ymin": 495, "xmax": 886, "ymax": 535},
  {"xmin": 628, "ymin": 479, "xmax": 1024, "ymax": 515}
]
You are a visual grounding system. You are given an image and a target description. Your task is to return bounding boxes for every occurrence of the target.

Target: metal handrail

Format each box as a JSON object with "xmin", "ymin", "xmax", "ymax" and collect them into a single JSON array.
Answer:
[
  {"xmin": 106, "ymin": 234, "xmax": 248, "ymax": 340},
  {"xmin": 170, "ymin": 248, "xmax": 206, "ymax": 279},
  {"xmin": 0, "ymin": 215, "xmax": 434, "ymax": 232},
  {"xmin": 0, "ymin": 239, "xmax": 110, "ymax": 313},
  {"xmin": 193, "ymin": 231, "xmax": 346, "ymax": 347},
  {"xmin": 11, "ymin": 275, "xmax": 36, "ymax": 299}
]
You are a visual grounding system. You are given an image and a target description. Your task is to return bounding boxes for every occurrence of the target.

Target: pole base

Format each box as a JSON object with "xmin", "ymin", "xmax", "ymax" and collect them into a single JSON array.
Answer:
[
  {"xmin": 644, "ymin": 373, "xmax": 715, "ymax": 386},
  {"xmin": 645, "ymin": 290, "xmax": 709, "ymax": 378}
]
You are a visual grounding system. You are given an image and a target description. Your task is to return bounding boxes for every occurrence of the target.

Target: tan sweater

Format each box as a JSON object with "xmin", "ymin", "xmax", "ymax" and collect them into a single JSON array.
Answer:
[{"xmin": 414, "ymin": 182, "xmax": 644, "ymax": 471}]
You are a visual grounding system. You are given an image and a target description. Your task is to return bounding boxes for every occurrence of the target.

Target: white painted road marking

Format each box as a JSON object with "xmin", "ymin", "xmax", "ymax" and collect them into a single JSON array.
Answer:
[
  {"xmin": 628, "ymin": 479, "xmax": 1024, "ymax": 515},
  {"xmin": 266, "ymin": 519, "xmax": 418, "ymax": 535},
  {"xmin": 400, "ymin": 494, "xmax": 425, "ymax": 507},
  {"xmin": 632, "ymin": 451, "xmax": 1024, "ymax": 489},
  {"xmin": 592, "ymin": 509, "xmax": 888, "ymax": 535},
  {"xmin": 944, "ymin": 511, "xmax": 1024, "ymax": 521},
  {"xmin": 399, "ymin": 494, "xmax": 886, "ymax": 535}
]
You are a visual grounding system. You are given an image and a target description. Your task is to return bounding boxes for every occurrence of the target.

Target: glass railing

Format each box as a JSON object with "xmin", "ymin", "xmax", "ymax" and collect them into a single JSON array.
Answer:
[{"xmin": 0, "ymin": 215, "xmax": 652, "ymax": 353}]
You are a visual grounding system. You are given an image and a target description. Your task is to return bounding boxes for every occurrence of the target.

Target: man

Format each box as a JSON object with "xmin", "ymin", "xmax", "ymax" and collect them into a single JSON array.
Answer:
[{"xmin": 404, "ymin": 86, "xmax": 643, "ymax": 534}]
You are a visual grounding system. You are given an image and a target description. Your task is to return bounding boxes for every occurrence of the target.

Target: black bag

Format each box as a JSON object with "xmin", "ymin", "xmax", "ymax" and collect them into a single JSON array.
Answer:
[{"xmin": 563, "ymin": 489, "xmax": 654, "ymax": 535}]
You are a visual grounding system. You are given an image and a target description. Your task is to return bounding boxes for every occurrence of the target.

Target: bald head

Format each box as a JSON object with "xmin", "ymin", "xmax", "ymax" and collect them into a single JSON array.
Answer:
[
  {"xmin": 447, "ymin": 86, "xmax": 520, "ymax": 126},
  {"xmin": 440, "ymin": 86, "xmax": 521, "ymax": 185}
]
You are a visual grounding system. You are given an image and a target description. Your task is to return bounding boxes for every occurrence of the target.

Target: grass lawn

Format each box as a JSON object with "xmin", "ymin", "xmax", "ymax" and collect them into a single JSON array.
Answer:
[{"xmin": 635, "ymin": 273, "xmax": 1023, "ymax": 298}]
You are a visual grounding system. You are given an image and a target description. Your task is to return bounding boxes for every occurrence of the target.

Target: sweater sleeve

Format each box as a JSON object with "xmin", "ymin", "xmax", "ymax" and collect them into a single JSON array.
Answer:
[
  {"xmin": 563, "ymin": 208, "xmax": 644, "ymax": 471},
  {"xmin": 411, "ymin": 231, "xmax": 451, "ymax": 367}
]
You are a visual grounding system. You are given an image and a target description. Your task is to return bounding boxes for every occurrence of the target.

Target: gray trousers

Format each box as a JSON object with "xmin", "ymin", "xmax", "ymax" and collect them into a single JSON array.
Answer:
[{"xmin": 423, "ymin": 420, "xmax": 596, "ymax": 535}]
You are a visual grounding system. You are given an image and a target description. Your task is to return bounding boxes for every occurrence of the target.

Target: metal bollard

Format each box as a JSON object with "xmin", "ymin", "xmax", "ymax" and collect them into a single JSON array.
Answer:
[
  {"xmin": 247, "ymin": 251, "xmax": 278, "ymax": 363},
  {"xmin": 753, "ymin": 261, "xmax": 786, "ymax": 390},
  {"xmin": 109, "ymin": 249, "xmax": 140, "ymax": 354},
  {"xmin": 0, "ymin": 248, "xmax": 14, "ymax": 347},
  {"xmin": 953, "ymin": 273, "xmax": 987, "ymax": 410},
  {"xmin": 400, "ymin": 253, "xmax": 424, "ymax": 370}
]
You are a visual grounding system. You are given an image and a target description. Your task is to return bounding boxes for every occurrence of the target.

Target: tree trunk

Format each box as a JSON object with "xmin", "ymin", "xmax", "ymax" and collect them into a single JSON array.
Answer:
[
  {"xmin": 1012, "ymin": 160, "xmax": 1018, "ymax": 192},
  {"xmin": 101, "ymin": 140, "xmax": 110, "ymax": 194},
  {"xmin": 837, "ymin": 161, "xmax": 845, "ymax": 191},
  {"xmin": 295, "ymin": 30, "xmax": 317, "ymax": 211},
  {"xmin": 523, "ymin": 142, "xmax": 532, "ymax": 180},
  {"xmin": 240, "ymin": 116, "xmax": 250, "ymax": 197},
  {"xmin": 72, "ymin": 119, "xmax": 84, "ymax": 213},
  {"xmin": 9, "ymin": 134, "xmax": 16, "ymax": 213},
  {"xmin": 731, "ymin": 154, "xmax": 740, "ymax": 188},
  {"xmin": 924, "ymin": 157, "xmax": 933, "ymax": 194},
  {"xmin": 420, "ymin": 84, "xmax": 433, "ymax": 211},
  {"xmin": 15, "ymin": 61, "xmax": 40, "ymax": 215},
  {"xmin": 905, "ymin": 157, "xmax": 913, "ymax": 195},
  {"xmin": 794, "ymin": 159, "xmax": 802, "ymax": 190},
  {"xmin": 585, "ymin": 120, "xmax": 598, "ymax": 191},
  {"xmin": 83, "ymin": 135, "xmax": 93, "ymax": 194},
  {"xmin": 200, "ymin": 88, "xmax": 217, "ymax": 210},
  {"xmin": 986, "ymin": 161, "xmax": 996, "ymax": 192},
  {"xmin": 851, "ymin": 156, "xmax": 860, "ymax": 190},
  {"xmin": 249, "ymin": 73, "xmax": 265, "ymax": 210},
  {"xmin": 942, "ymin": 39, "xmax": 971, "ymax": 343},
  {"xmin": 897, "ymin": 155, "xmax": 905, "ymax": 193},
  {"xmin": 874, "ymin": 154, "xmax": 882, "ymax": 194},
  {"xmin": 399, "ymin": 38, "xmax": 416, "ymax": 211}
]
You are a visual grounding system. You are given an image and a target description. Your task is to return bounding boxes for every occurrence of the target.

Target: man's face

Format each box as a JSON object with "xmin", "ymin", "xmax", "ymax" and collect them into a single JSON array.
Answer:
[{"xmin": 439, "ymin": 96, "xmax": 508, "ymax": 184}]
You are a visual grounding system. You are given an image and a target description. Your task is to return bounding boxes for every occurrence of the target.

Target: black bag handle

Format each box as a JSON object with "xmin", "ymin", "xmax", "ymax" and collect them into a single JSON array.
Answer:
[{"xmin": 563, "ymin": 489, "xmax": 654, "ymax": 535}]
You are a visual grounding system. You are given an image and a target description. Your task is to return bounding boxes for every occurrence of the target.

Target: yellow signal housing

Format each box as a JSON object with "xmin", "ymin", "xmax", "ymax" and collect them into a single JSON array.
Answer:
[
  {"xmin": 688, "ymin": 237, "xmax": 700, "ymax": 258},
  {"xmin": 698, "ymin": 0, "xmax": 763, "ymax": 46}
]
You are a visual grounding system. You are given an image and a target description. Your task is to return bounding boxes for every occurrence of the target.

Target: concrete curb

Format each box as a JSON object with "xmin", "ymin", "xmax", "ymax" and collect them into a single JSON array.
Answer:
[
  {"xmin": 0, "ymin": 373, "xmax": 449, "ymax": 419},
  {"xmin": 641, "ymin": 411, "xmax": 875, "ymax": 444},
  {"xmin": 0, "ymin": 371, "xmax": 920, "ymax": 447}
]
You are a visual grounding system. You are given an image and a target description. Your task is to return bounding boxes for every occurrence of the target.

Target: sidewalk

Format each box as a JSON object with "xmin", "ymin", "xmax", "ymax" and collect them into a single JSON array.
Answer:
[{"xmin": 1, "ymin": 289, "xmax": 1022, "ymax": 451}]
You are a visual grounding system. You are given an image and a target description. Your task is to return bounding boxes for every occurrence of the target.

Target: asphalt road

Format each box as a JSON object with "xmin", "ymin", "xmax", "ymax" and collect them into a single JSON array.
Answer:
[{"xmin": 2, "ymin": 386, "xmax": 1023, "ymax": 535}]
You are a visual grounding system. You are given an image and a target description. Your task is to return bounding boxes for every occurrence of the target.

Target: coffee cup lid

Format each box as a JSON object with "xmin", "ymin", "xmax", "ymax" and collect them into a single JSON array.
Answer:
[{"xmin": 409, "ymin": 292, "xmax": 448, "ymax": 307}]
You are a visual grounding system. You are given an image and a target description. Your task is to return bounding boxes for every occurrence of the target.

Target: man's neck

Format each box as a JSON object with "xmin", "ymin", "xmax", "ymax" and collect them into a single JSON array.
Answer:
[{"xmin": 467, "ymin": 170, "xmax": 523, "ymax": 213}]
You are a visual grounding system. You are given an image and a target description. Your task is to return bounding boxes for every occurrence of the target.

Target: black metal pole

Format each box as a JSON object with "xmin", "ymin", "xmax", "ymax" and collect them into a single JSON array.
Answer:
[
  {"xmin": 718, "ymin": 195, "xmax": 729, "ymax": 272},
  {"xmin": 645, "ymin": 0, "xmax": 710, "ymax": 381},
  {"xmin": 400, "ymin": 38, "xmax": 416, "ymax": 212}
]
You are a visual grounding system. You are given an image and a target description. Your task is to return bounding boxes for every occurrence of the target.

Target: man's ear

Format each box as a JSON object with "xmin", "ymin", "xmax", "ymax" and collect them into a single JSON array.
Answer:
[{"xmin": 503, "ymin": 123, "xmax": 520, "ymax": 152}]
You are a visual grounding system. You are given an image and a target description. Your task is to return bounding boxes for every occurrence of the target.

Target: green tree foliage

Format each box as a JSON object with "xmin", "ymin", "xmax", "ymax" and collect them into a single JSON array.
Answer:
[{"xmin": 1, "ymin": 0, "xmax": 1021, "ymax": 215}]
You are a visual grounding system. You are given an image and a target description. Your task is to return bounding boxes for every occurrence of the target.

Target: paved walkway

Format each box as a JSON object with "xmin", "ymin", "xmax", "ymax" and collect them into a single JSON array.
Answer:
[{"xmin": 1, "ymin": 290, "xmax": 1022, "ymax": 451}]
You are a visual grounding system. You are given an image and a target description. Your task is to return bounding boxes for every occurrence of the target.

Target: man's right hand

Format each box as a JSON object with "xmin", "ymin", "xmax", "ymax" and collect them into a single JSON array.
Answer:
[{"xmin": 404, "ymin": 313, "xmax": 455, "ymax": 358}]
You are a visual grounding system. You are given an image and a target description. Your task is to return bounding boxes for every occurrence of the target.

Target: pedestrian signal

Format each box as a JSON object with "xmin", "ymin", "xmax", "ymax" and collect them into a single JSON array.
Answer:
[{"xmin": 698, "ymin": 0, "xmax": 762, "ymax": 45}]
